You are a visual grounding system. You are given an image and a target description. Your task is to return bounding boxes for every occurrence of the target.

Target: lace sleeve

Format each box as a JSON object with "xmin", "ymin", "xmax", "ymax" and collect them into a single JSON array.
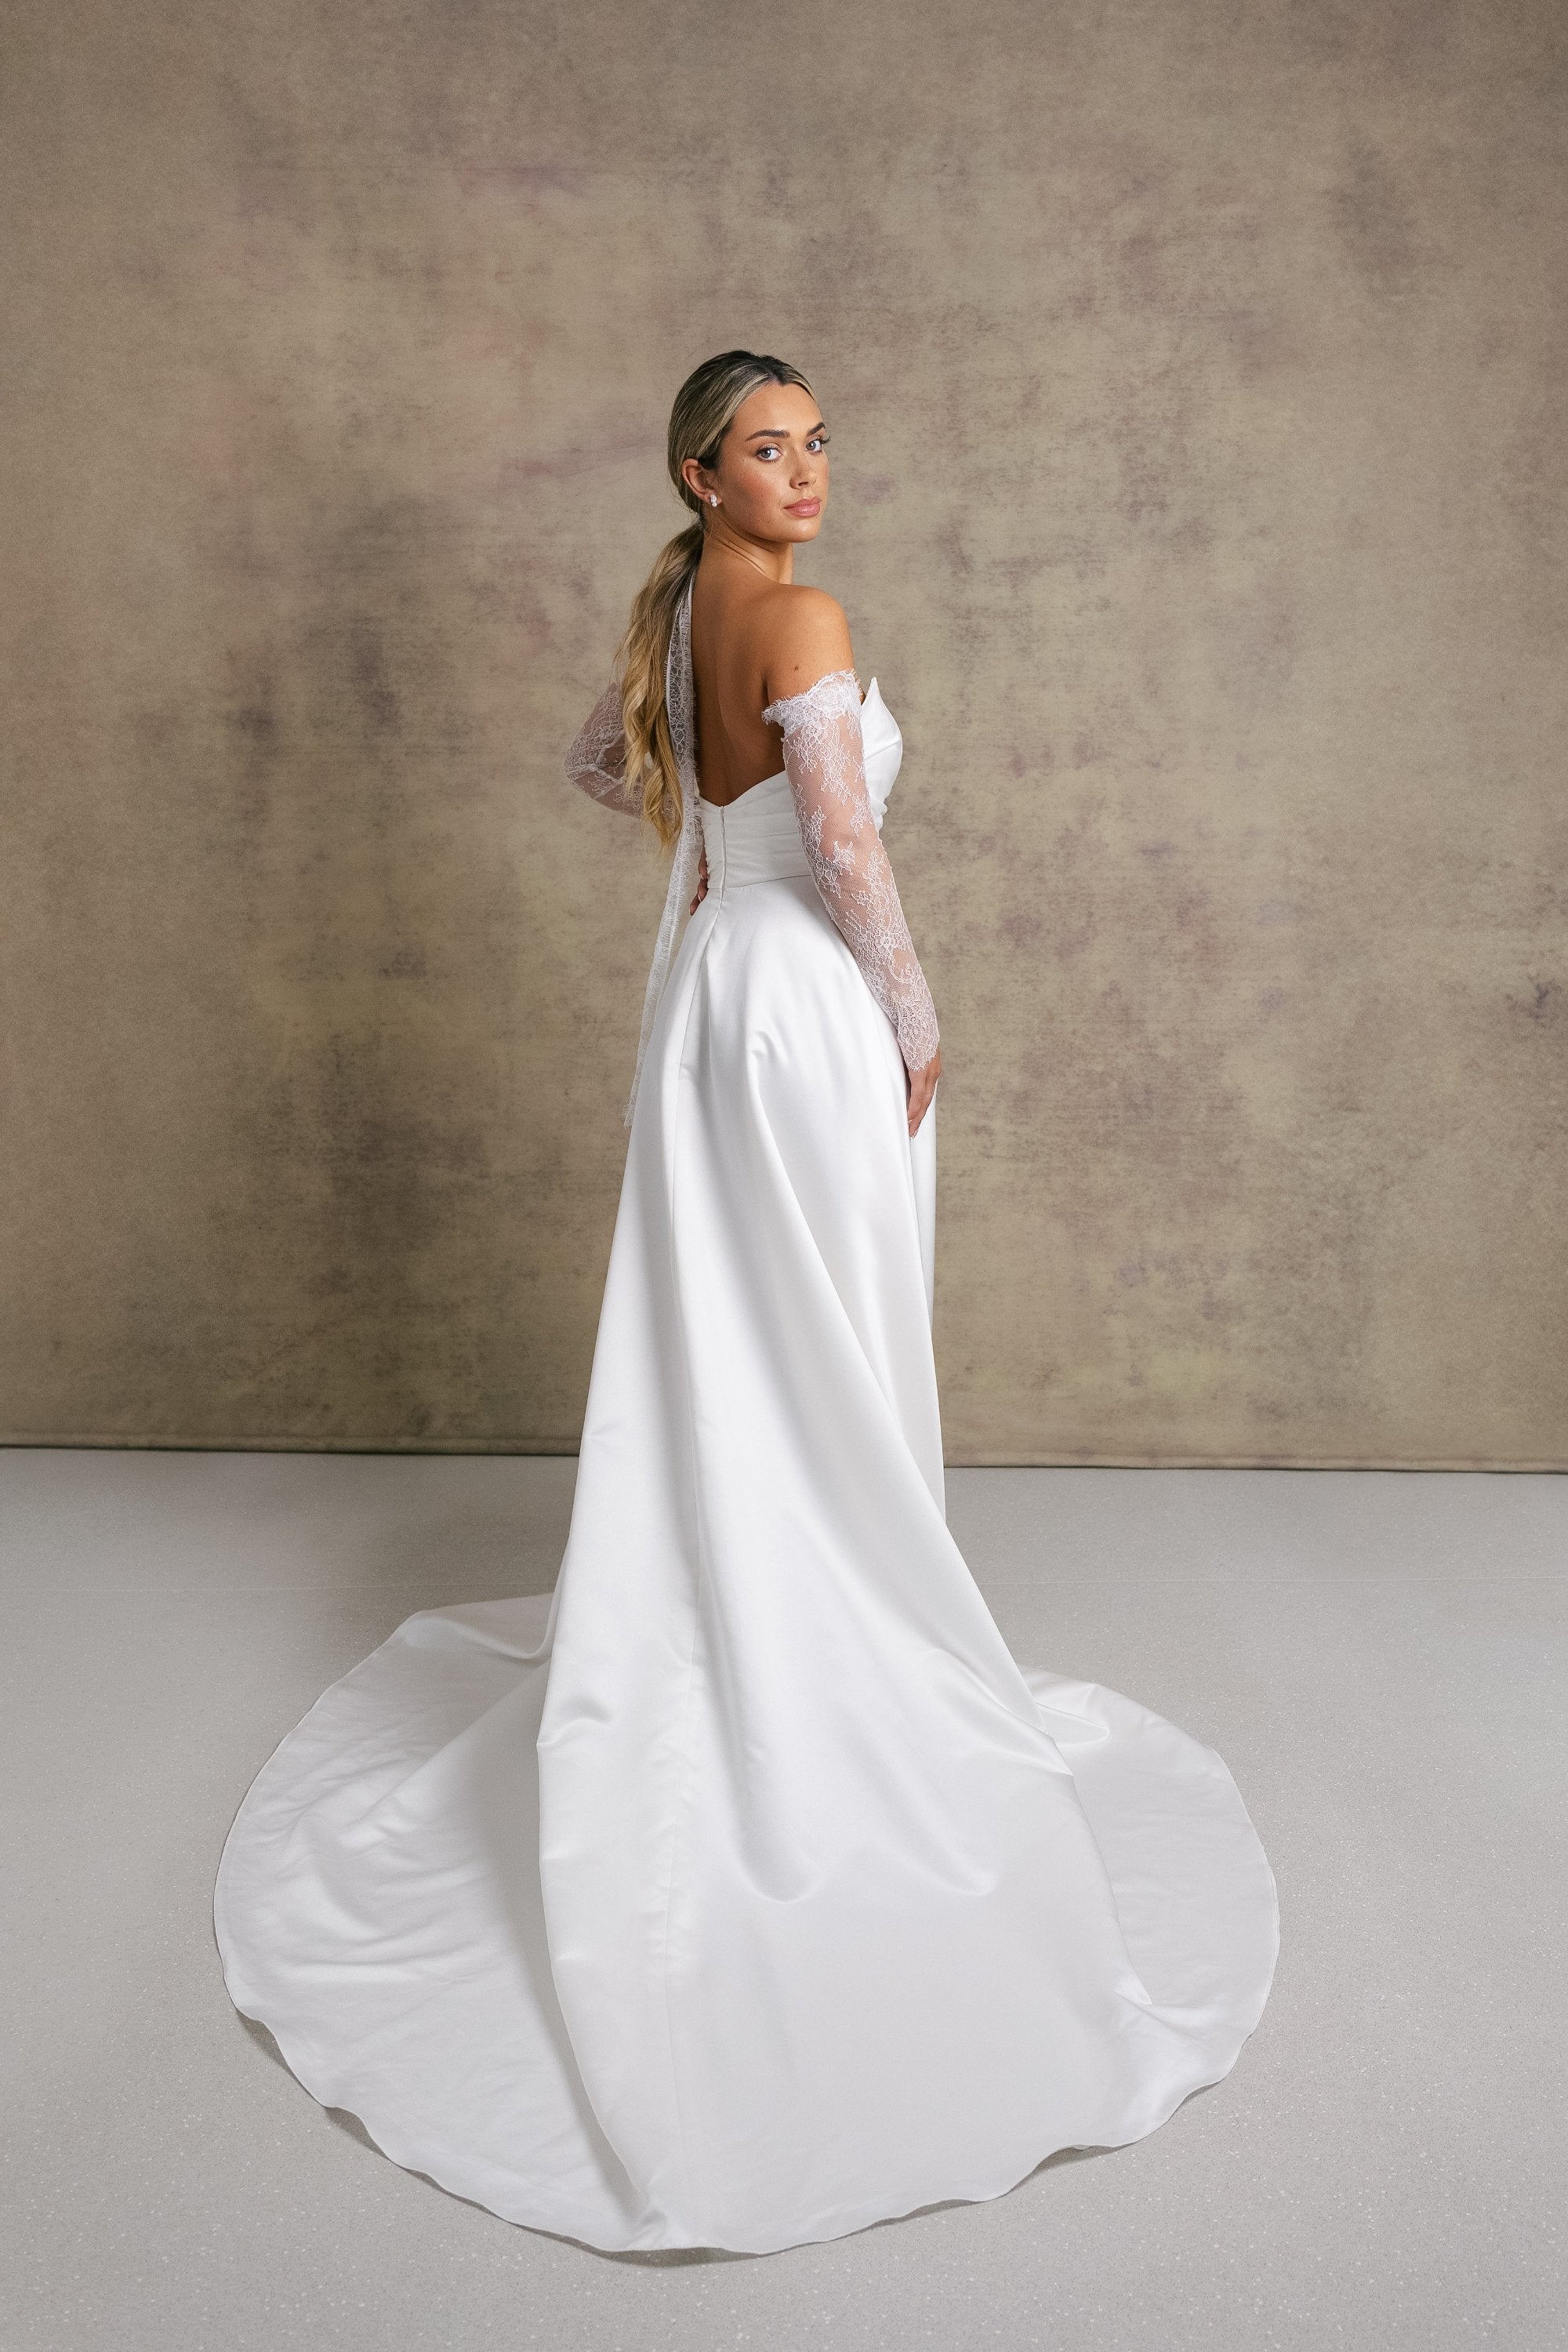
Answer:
[
  {"xmin": 761, "ymin": 668, "xmax": 939, "ymax": 1073},
  {"xmin": 564, "ymin": 677, "xmax": 641, "ymax": 815}
]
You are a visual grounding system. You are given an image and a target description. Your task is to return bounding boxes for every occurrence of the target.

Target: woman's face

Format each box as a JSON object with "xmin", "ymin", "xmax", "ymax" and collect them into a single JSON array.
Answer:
[{"xmin": 686, "ymin": 382, "xmax": 829, "ymax": 546}]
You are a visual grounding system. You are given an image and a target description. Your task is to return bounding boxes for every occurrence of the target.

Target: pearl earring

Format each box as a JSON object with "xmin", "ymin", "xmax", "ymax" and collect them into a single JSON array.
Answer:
[{"xmin": 709, "ymin": 494, "xmax": 719, "ymax": 507}]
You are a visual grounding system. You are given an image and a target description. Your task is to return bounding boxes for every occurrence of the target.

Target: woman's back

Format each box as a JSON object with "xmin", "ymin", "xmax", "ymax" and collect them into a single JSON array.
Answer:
[{"xmin": 688, "ymin": 562, "xmax": 855, "ymax": 806}]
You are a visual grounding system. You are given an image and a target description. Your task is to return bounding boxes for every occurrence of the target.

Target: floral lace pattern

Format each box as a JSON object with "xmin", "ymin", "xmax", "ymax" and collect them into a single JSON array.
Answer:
[
  {"xmin": 762, "ymin": 670, "xmax": 940, "ymax": 1073},
  {"xmin": 564, "ymin": 678, "xmax": 641, "ymax": 815}
]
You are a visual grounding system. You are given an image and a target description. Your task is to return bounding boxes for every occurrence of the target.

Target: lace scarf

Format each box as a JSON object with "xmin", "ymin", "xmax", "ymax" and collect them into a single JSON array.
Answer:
[{"xmin": 623, "ymin": 575, "xmax": 702, "ymax": 1125}]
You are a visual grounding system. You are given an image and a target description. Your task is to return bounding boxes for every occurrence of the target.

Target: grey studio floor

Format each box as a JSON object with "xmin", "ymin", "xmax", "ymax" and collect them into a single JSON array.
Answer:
[{"xmin": 2, "ymin": 1451, "xmax": 1563, "ymax": 2352}]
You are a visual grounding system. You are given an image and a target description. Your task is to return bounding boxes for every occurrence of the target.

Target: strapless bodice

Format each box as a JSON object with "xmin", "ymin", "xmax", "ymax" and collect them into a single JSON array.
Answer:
[{"xmin": 698, "ymin": 677, "xmax": 902, "ymax": 895}]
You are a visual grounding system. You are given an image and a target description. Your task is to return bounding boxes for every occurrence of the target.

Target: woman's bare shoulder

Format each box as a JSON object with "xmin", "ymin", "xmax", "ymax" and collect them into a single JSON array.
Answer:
[{"xmin": 751, "ymin": 583, "xmax": 855, "ymax": 705}]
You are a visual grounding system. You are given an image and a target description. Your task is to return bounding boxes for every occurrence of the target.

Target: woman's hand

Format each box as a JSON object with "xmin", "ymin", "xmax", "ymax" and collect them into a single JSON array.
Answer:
[
  {"xmin": 906, "ymin": 1047, "xmax": 941, "ymax": 1138},
  {"xmin": 689, "ymin": 850, "xmax": 710, "ymax": 914}
]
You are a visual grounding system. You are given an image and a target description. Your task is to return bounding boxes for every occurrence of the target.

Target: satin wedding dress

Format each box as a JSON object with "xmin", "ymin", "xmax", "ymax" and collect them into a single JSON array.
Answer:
[{"xmin": 216, "ymin": 581, "xmax": 1279, "ymax": 2254}]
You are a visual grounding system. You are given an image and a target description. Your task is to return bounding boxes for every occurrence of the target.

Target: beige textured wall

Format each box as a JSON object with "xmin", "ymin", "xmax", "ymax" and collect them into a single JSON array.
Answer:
[{"xmin": 3, "ymin": 0, "xmax": 1564, "ymax": 1465}]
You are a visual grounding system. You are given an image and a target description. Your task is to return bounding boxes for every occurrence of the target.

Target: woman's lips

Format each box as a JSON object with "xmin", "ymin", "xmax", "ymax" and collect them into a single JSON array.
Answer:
[{"xmin": 785, "ymin": 498, "xmax": 822, "ymax": 516}]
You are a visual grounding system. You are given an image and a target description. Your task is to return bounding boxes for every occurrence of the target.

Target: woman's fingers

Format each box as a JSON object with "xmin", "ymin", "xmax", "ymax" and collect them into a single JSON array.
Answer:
[{"xmin": 906, "ymin": 1047, "xmax": 941, "ymax": 1136}]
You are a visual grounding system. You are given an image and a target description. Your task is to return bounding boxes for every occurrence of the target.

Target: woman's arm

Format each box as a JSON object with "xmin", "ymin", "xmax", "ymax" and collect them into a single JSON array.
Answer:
[
  {"xmin": 564, "ymin": 677, "xmax": 642, "ymax": 815},
  {"xmin": 761, "ymin": 593, "xmax": 940, "ymax": 1134},
  {"xmin": 567, "ymin": 672, "xmax": 710, "ymax": 904}
]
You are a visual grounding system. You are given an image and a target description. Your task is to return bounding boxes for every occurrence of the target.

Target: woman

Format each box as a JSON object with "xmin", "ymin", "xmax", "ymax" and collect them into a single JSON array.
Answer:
[{"xmin": 216, "ymin": 350, "xmax": 1279, "ymax": 2256}]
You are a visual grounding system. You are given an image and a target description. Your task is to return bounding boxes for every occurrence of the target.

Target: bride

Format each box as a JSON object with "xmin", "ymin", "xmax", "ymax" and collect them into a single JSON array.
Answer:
[{"xmin": 215, "ymin": 349, "xmax": 1279, "ymax": 2256}]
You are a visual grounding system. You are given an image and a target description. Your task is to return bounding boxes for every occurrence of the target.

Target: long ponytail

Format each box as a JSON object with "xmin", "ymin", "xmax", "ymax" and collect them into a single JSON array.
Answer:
[{"xmin": 619, "ymin": 349, "xmax": 815, "ymax": 848}]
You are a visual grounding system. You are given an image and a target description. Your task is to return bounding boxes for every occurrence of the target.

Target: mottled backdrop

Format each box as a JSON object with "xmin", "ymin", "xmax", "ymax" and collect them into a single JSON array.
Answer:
[{"xmin": 4, "ymin": 0, "xmax": 1564, "ymax": 1463}]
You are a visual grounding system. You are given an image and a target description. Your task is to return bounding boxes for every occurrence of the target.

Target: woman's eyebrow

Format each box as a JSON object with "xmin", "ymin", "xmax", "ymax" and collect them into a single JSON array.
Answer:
[{"xmin": 745, "ymin": 421, "xmax": 827, "ymax": 438}]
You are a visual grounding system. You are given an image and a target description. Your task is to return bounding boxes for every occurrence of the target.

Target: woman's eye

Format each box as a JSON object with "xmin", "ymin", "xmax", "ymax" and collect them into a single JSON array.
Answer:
[{"xmin": 754, "ymin": 434, "xmax": 828, "ymax": 462}]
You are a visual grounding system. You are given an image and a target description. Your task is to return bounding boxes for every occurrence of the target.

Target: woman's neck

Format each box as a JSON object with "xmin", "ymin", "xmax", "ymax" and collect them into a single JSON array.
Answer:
[{"xmin": 702, "ymin": 524, "xmax": 793, "ymax": 585}]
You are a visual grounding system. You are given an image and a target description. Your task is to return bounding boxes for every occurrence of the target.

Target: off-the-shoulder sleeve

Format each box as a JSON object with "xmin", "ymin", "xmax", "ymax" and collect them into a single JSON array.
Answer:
[
  {"xmin": 761, "ymin": 668, "xmax": 939, "ymax": 1073},
  {"xmin": 564, "ymin": 677, "xmax": 641, "ymax": 815}
]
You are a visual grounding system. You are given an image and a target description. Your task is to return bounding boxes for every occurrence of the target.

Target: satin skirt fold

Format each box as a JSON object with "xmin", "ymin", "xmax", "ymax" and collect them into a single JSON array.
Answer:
[{"xmin": 215, "ymin": 868, "xmax": 1279, "ymax": 2254}]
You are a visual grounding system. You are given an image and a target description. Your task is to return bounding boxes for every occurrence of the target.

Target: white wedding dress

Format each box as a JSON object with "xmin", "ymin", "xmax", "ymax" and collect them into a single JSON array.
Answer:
[{"xmin": 215, "ymin": 583, "xmax": 1279, "ymax": 2254}]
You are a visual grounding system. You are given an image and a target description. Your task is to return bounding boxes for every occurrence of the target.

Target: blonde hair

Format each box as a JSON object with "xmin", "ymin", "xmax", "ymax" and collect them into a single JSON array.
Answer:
[{"xmin": 619, "ymin": 350, "xmax": 816, "ymax": 847}]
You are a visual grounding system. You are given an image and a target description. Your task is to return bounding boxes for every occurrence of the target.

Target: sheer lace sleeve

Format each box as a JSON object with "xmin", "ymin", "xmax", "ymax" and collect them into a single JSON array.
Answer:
[
  {"xmin": 564, "ymin": 677, "xmax": 641, "ymax": 815},
  {"xmin": 761, "ymin": 669, "xmax": 940, "ymax": 1073}
]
